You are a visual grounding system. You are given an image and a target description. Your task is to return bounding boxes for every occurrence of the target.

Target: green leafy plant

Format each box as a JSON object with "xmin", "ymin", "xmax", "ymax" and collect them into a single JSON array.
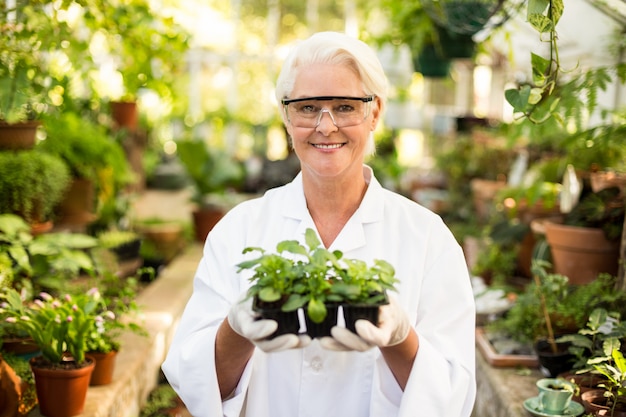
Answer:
[
  {"xmin": 0, "ymin": 287, "xmax": 109, "ymax": 365},
  {"xmin": 83, "ymin": 269, "xmax": 148, "ymax": 354},
  {"xmin": 504, "ymin": 0, "xmax": 564, "ymax": 124},
  {"xmin": 563, "ymin": 186, "xmax": 625, "ymax": 241},
  {"xmin": 140, "ymin": 383, "xmax": 182, "ymax": 417},
  {"xmin": 97, "ymin": 230, "xmax": 141, "ymax": 249},
  {"xmin": 0, "ymin": 150, "xmax": 71, "ymax": 224},
  {"xmin": 589, "ymin": 348, "xmax": 626, "ymax": 414},
  {"xmin": 176, "ymin": 140, "xmax": 246, "ymax": 208},
  {"xmin": 39, "ymin": 112, "xmax": 133, "ymax": 187},
  {"xmin": 238, "ymin": 228, "xmax": 398, "ymax": 324},
  {"xmin": 0, "ymin": 214, "xmax": 99, "ymax": 294},
  {"xmin": 488, "ymin": 262, "xmax": 626, "ymax": 345},
  {"xmin": 558, "ymin": 308, "xmax": 626, "ymax": 370}
]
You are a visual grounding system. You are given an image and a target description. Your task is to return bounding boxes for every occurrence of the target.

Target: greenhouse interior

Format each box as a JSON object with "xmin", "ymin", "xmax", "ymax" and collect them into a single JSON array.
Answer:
[{"xmin": 1, "ymin": 0, "xmax": 626, "ymax": 416}]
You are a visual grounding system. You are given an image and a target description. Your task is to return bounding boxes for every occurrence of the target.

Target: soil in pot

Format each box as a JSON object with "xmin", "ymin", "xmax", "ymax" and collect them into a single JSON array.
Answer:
[
  {"xmin": 342, "ymin": 297, "xmax": 387, "ymax": 333},
  {"xmin": 535, "ymin": 338, "xmax": 576, "ymax": 377},
  {"xmin": 304, "ymin": 304, "xmax": 339, "ymax": 339},
  {"xmin": 252, "ymin": 297, "xmax": 301, "ymax": 339}
]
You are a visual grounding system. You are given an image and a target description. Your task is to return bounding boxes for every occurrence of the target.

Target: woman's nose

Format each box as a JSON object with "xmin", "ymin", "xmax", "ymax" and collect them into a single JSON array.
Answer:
[{"xmin": 315, "ymin": 109, "xmax": 339, "ymax": 134}]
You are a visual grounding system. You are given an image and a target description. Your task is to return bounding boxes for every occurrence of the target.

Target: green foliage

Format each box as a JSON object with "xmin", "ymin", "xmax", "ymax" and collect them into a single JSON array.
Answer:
[
  {"xmin": 504, "ymin": 0, "xmax": 564, "ymax": 123},
  {"xmin": 140, "ymin": 384, "xmax": 180, "ymax": 417},
  {"xmin": 0, "ymin": 1, "xmax": 72, "ymax": 121},
  {"xmin": 0, "ymin": 150, "xmax": 71, "ymax": 223},
  {"xmin": 558, "ymin": 308, "xmax": 626, "ymax": 370},
  {"xmin": 176, "ymin": 140, "xmax": 246, "ymax": 206},
  {"xmin": 589, "ymin": 348, "xmax": 626, "ymax": 411},
  {"xmin": 0, "ymin": 213, "xmax": 99, "ymax": 294},
  {"xmin": 0, "ymin": 288, "xmax": 106, "ymax": 364},
  {"xmin": 39, "ymin": 112, "xmax": 132, "ymax": 186},
  {"xmin": 97, "ymin": 230, "xmax": 141, "ymax": 249},
  {"xmin": 563, "ymin": 187, "xmax": 625, "ymax": 241},
  {"xmin": 433, "ymin": 132, "xmax": 515, "ymax": 221},
  {"xmin": 488, "ymin": 262, "xmax": 626, "ymax": 345},
  {"xmin": 238, "ymin": 228, "xmax": 399, "ymax": 324}
]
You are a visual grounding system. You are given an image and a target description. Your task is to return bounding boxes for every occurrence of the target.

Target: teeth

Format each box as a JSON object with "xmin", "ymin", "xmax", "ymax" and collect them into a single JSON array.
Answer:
[{"xmin": 314, "ymin": 143, "xmax": 343, "ymax": 149}]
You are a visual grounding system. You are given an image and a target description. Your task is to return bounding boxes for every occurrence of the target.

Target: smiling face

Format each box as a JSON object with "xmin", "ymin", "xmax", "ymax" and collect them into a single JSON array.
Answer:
[{"xmin": 284, "ymin": 63, "xmax": 381, "ymax": 181}]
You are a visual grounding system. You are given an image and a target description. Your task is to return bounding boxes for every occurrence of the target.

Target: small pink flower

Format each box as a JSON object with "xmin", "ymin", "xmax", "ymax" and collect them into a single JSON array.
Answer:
[
  {"xmin": 64, "ymin": 294, "xmax": 72, "ymax": 302},
  {"xmin": 20, "ymin": 316, "xmax": 29, "ymax": 321},
  {"xmin": 87, "ymin": 287, "xmax": 100, "ymax": 297},
  {"xmin": 72, "ymin": 304, "xmax": 78, "ymax": 311},
  {"xmin": 104, "ymin": 311, "xmax": 116, "ymax": 320},
  {"xmin": 39, "ymin": 292, "xmax": 53, "ymax": 301},
  {"xmin": 66, "ymin": 316, "xmax": 73, "ymax": 322},
  {"xmin": 51, "ymin": 300, "xmax": 61, "ymax": 308},
  {"xmin": 5, "ymin": 317, "xmax": 17, "ymax": 323},
  {"xmin": 34, "ymin": 300, "xmax": 45, "ymax": 308}
]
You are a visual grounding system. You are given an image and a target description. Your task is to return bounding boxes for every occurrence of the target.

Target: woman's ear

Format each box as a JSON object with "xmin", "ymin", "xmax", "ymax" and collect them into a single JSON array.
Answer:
[{"xmin": 370, "ymin": 97, "xmax": 382, "ymax": 130}]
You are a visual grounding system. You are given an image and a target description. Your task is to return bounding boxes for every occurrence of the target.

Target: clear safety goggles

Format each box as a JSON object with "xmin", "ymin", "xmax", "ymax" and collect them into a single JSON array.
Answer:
[{"xmin": 281, "ymin": 95, "xmax": 375, "ymax": 128}]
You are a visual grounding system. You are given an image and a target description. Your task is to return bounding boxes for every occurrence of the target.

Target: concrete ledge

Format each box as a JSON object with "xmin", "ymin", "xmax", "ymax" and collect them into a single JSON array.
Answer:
[
  {"xmin": 29, "ymin": 244, "xmax": 201, "ymax": 417},
  {"xmin": 472, "ymin": 344, "xmax": 542, "ymax": 417}
]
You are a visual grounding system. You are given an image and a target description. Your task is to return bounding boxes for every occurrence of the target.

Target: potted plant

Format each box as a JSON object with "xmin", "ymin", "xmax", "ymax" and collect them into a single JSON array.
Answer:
[
  {"xmin": 237, "ymin": 228, "xmax": 399, "ymax": 338},
  {"xmin": 486, "ymin": 261, "xmax": 626, "ymax": 375},
  {"xmin": 582, "ymin": 348, "xmax": 626, "ymax": 416},
  {"xmin": 175, "ymin": 139, "xmax": 246, "ymax": 242},
  {"xmin": 0, "ymin": 1, "xmax": 53, "ymax": 147},
  {"xmin": 82, "ymin": 1, "xmax": 189, "ymax": 131},
  {"xmin": 0, "ymin": 150, "xmax": 71, "ymax": 231},
  {"xmin": 557, "ymin": 308, "xmax": 625, "ymax": 401},
  {"xmin": 542, "ymin": 186, "xmax": 624, "ymax": 285},
  {"xmin": 83, "ymin": 270, "xmax": 147, "ymax": 386},
  {"xmin": 0, "ymin": 288, "xmax": 104, "ymax": 417},
  {"xmin": 97, "ymin": 229, "xmax": 143, "ymax": 263},
  {"xmin": 38, "ymin": 112, "xmax": 134, "ymax": 229},
  {"xmin": 134, "ymin": 217, "xmax": 187, "ymax": 264},
  {"xmin": 0, "ymin": 214, "xmax": 100, "ymax": 295}
]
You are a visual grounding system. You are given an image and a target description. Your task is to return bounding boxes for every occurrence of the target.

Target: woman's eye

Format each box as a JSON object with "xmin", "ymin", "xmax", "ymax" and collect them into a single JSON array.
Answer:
[
  {"xmin": 335, "ymin": 104, "xmax": 356, "ymax": 113},
  {"xmin": 298, "ymin": 104, "xmax": 318, "ymax": 114}
]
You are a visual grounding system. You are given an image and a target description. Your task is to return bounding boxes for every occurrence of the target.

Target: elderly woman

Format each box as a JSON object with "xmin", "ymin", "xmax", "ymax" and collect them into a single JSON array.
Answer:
[{"xmin": 162, "ymin": 31, "xmax": 476, "ymax": 417}]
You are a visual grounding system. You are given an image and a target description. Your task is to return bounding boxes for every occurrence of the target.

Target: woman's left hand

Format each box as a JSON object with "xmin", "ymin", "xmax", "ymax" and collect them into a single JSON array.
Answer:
[{"xmin": 319, "ymin": 295, "xmax": 411, "ymax": 351}]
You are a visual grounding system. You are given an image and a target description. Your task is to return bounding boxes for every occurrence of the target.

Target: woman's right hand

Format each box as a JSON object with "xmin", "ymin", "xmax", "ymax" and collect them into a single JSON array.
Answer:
[{"xmin": 227, "ymin": 295, "xmax": 311, "ymax": 353}]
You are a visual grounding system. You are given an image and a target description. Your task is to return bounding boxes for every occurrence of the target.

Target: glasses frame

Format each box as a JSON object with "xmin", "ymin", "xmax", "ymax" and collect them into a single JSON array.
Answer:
[{"xmin": 281, "ymin": 95, "xmax": 376, "ymax": 128}]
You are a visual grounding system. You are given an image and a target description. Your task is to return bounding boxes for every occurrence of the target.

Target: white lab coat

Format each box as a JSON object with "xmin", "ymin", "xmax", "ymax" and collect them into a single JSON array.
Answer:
[{"xmin": 162, "ymin": 166, "xmax": 476, "ymax": 417}]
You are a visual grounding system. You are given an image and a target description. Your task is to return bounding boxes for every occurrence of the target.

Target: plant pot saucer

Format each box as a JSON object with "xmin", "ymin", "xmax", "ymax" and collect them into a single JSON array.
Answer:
[{"xmin": 523, "ymin": 396, "xmax": 584, "ymax": 417}]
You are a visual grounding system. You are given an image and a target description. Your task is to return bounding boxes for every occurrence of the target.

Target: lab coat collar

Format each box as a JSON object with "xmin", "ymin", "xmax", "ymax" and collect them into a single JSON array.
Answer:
[{"xmin": 280, "ymin": 165, "xmax": 385, "ymax": 252}]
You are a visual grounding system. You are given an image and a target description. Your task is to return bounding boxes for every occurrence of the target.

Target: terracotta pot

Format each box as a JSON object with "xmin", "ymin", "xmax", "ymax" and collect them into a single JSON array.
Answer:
[
  {"xmin": 544, "ymin": 221, "xmax": 620, "ymax": 285},
  {"xmin": 110, "ymin": 101, "xmax": 138, "ymax": 132},
  {"xmin": 1, "ymin": 337, "xmax": 40, "ymax": 359},
  {"xmin": 582, "ymin": 389, "xmax": 626, "ymax": 416},
  {"xmin": 0, "ymin": 357, "xmax": 21, "ymax": 417},
  {"xmin": 30, "ymin": 356, "xmax": 95, "ymax": 417},
  {"xmin": 56, "ymin": 178, "xmax": 97, "ymax": 228},
  {"xmin": 0, "ymin": 121, "xmax": 40, "ymax": 150},
  {"xmin": 192, "ymin": 207, "xmax": 225, "ymax": 242},
  {"xmin": 88, "ymin": 350, "xmax": 118, "ymax": 386}
]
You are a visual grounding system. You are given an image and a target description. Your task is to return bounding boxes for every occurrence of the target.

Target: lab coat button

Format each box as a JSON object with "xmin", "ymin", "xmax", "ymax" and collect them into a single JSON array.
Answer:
[{"xmin": 310, "ymin": 356, "xmax": 323, "ymax": 372}]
